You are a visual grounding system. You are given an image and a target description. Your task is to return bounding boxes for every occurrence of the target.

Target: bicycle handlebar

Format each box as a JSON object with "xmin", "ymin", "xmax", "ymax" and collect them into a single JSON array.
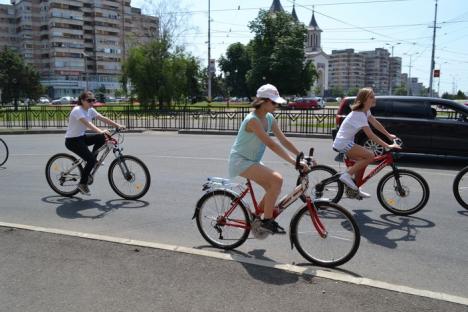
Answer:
[{"xmin": 384, "ymin": 138, "xmax": 403, "ymax": 152}]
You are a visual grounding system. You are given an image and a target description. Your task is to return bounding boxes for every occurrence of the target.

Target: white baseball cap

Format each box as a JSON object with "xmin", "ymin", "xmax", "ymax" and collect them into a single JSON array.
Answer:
[{"xmin": 256, "ymin": 84, "xmax": 286, "ymax": 104}]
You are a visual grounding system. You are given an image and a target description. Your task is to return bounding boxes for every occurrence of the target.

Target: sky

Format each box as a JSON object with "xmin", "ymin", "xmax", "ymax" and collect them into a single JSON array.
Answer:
[{"xmin": 2, "ymin": 0, "xmax": 467, "ymax": 94}]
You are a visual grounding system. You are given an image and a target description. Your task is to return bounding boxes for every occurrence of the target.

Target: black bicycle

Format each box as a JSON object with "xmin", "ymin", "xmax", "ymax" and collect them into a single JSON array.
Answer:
[
  {"xmin": 0, "ymin": 138, "xmax": 8, "ymax": 167},
  {"xmin": 45, "ymin": 129, "xmax": 150, "ymax": 200},
  {"xmin": 453, "ymin": 166, "xmax": 468, "ymax": 209}
]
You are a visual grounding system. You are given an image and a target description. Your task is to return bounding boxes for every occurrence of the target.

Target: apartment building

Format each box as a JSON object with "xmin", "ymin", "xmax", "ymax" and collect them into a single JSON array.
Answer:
[
  {"xmin": 4, "ymin": 0, "xmax": 158, "ymax": 98},
  {"xmin": 328, "ymin": 48, "xmax": 402, "ymax": 95},
  {"xmin": 328, "ymin": 49, "xmax": 365, "ymax": 93},
  {"xmin": 0, "ymin": 4, "xmax": 16, "ymax": 50}
]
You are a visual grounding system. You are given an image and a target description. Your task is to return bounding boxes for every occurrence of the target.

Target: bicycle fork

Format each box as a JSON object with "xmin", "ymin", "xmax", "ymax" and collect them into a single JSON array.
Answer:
[
  {"xmin": 391, "ymin": 165, "xmax": 407, "ymax": 197},
  {"xmin": 306, "ymin": 198, "xmax": 327, "ymax": 239}
]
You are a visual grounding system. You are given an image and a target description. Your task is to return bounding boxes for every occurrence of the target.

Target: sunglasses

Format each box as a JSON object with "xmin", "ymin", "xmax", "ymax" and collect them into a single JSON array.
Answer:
[{"xmin": 86, "ymin": 98, "xmax": 96, "ymax": 103}]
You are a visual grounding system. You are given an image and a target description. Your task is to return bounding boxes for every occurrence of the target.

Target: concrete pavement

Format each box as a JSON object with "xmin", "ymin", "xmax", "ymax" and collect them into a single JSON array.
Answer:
[{"xmin": 1, "ymin": 224, "xmax": 466, "ymax": 312}]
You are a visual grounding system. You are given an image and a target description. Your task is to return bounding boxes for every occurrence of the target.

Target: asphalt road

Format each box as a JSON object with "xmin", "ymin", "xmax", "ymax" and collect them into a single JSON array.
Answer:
[{"xmin": 0, "ymin": 132, "xmax": 467, "ymax": 299}]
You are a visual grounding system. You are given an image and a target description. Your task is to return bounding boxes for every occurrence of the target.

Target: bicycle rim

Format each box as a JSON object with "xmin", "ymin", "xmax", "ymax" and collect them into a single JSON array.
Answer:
[
  {"xmin": 377, "ymin": 170, "xmax": 429, "ymax": 215},
  {"xmin": 0, "ymin": 138, "xmax": 8, "ymax": 166},
  {"xmin": 108, "ymin": 155, "xmax": 150, "ymax": 200},
  {"xmin": 291, "ymin": 202, "xmax": 360, "ymax": 267},
  {"xmin": 45, "ymin": 154, "xmax": 82, "ymax": 196},
  {"xmin": 305, "ymin": 165, "xmax": 343, "ymax": 203},
  {"xmin": 453, "ymin": 167, "xmax": 468, "ymax": 209},
  {"xmin": 196, "ymin": 191, "xmax": 250, "ymax": 249}
]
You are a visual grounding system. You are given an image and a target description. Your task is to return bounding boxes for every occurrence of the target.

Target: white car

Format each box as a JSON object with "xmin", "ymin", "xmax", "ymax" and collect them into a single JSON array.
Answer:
[
  {"xmin": 314, "ymin": 97, "xmax": 326, "ymax": 108},
  {"xmin": 38, "ymin": 97, "xmax": 50, "ymax": 105},
  {"xmin": 51, "ymin": 96, "xmax": 74, "ymax": 105}
]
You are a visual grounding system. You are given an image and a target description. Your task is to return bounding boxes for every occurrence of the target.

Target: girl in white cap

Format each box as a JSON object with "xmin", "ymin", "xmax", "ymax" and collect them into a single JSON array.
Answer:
[{"xmin": 228, "ymin": 84, "xmax": 309, "ymax": 234}]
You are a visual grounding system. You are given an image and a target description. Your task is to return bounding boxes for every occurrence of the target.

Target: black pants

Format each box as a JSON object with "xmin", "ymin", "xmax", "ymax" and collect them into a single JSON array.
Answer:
[{"xmin": 65, "ymin": 133, "xmax": 106, "ymax": 184}]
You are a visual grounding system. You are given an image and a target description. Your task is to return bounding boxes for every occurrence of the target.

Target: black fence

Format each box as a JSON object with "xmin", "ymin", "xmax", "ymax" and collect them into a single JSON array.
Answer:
[{"xmin": 0, "ymin": 105, "xmax": 337, "ymax": 135}]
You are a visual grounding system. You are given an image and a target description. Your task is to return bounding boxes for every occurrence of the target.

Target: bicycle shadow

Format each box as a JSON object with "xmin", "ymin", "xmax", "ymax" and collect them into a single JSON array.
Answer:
[
  {"xmin": 193, "ymin": 246, "xmax": 299, "ymax": 285},
  {"xmin": 353, "ymin": 209, "xmax": 435, "ymax": 249},
  {"xmin": 41, "ymin": 195, "xmax": 149, "ymax": 219},
  {"xmin": 457, "ymin": 210, "xmax": 468, "ymax": 217}
]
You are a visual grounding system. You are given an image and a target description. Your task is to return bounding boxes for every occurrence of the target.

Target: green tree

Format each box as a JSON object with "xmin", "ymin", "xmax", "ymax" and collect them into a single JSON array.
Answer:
[
  {"xmin": 246, "ymin": 10, "xmax": 317, "ymax": 96},
  {"xmin": 0, "ymin": 48, "xmax": 43, "ymax": 109},
  {"xmin": 122, "ymin": 39, "xmax": 203, "ymax": 108},
  {"xmin": 347, "ymin": 87, "xmax": 360, "ymax": 96},
  {"xmin": 394, "ymin": 84, "xmax": 407, "ymax": 96},
  {"xmin": 218, "ymin": 43, "xmax": 251, "ymax": 98},
  {"xmin": 455, "ymin": 90, "xmax": 467, "ymax": 100},
  {"xmin": 330, "ymin": 86, "xmax": 344, "ymax": 97}
]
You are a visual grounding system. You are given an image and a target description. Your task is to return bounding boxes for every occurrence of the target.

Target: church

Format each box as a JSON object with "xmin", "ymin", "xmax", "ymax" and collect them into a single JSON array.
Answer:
[{"xmin": 269, "ymin": 0, "xmax": 329, "ymax": 96}]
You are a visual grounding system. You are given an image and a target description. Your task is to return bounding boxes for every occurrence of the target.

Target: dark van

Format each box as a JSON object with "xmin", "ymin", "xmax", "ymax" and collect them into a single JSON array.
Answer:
[{"xmin": 332, "ymin": 96, "xmax": 468, "ymax": 157}]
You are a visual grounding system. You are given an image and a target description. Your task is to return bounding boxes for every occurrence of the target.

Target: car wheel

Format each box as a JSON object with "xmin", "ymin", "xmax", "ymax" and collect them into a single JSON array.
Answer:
[{"xmin": 363, "ymin": 139, "xmax": 385, "ymax": 156}]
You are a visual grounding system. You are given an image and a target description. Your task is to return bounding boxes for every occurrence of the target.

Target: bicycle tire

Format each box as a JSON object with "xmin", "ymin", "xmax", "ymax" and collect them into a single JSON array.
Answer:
[
  {"xmin": 290, "ymin": 201, "xmax": 360, "ymax": 267},
  {"xmin": 45, "ymin": 153, "xmax": 83, "ymax": 197},
  {"xmin": 377, "ymin": 169, "xmax": 429, "ymax": 215},
  {"xmin": 0, "ymin": 138, "xmax": 9, "ymax": 166},
  {"xmin": 195, "ymin": 190, "xmax": 250, "ymax": 250},
  {"xmin": 298, "ymin": 165, "xmax": 344, "ymax": 203},
  {"xmin": 453, "ymin": 166, "xmax": 468, "ymax": 209},
  {"xmin": 108, "ymin": 155, "xmax": 151, "ymax": 200}
]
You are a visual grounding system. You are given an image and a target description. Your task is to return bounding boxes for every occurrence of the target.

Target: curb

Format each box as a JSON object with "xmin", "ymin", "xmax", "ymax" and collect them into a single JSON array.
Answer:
[{"xmin": 178, "ymin": 129, "xmax": 332, "ymax": 139}]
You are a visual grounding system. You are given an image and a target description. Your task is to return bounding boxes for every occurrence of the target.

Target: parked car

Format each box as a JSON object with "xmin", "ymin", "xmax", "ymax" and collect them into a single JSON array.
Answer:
[
  {"xmin": 288, "ymin": 97, "xmax": 319, "ymax": 109},
  {"xmin": 51, "ymin": 96, "xmax": 74, "ymax": 105},
  {"xmin": 315, "ymin": 97, "xmax": 326, "ymax": 108},
  {"xmin": 332, "ymin": 96, "xmax": 468, "ymax": 157},
  {"xmin": 38, "ymin": 97, "xmax": 50, "ymax": 105}
]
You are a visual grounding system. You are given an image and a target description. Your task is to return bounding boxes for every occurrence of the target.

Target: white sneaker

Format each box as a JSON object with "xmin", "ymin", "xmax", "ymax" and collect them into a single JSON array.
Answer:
[
  {"xmin": 339, "ymin": 172, "xmax": 358, "ymax": 190},
  {"xmin": 358, "ymin": 188, "xmax": 371, "ymax": 198}
]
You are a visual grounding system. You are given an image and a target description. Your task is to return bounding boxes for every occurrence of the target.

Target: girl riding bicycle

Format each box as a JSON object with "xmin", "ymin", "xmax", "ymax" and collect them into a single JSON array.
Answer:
[
  {"xmin": 65, "ymin": 91, "xmax": 125, "ymax": 194},
  {"xmin": 228, "ymin": 84, "xmax": 309, "ymax": 234},
  {"xmin": 333, "ymin": 87, "xmax": 400, "ymax": 197}
]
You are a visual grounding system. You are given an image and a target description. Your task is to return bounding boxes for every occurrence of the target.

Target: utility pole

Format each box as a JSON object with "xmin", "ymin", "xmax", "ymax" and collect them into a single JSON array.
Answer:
[
  {"xmin": 404, "ymin": 53, "xmax": 418, "ymax": 96},
  {"xmin": 428, "ymin": 0, "xmax": 439, "ymax": 97},
  {"xmin": 207, "ymin": 0, "xmax": 212, "ymax": 104}
]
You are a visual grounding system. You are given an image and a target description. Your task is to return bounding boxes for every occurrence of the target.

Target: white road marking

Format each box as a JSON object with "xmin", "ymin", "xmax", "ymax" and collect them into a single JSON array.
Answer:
[{"xmin": 0, "ymin": 221, "xmax": 467, "ymax": 306}]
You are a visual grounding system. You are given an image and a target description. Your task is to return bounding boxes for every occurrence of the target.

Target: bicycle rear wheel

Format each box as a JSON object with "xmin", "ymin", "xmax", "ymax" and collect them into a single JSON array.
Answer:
[
  {"xmin": 453, "ymin": 166, "xmax": 468, "ymax": 209},
  {"xmin": 45, "ymin": 153, "xmax": 82, "ymax": 197},
  {"xmin": 108, "ymin": 155, "xmax": 151, "ymax": 200},
  {"xmin": 0, "ymin": 138, "xmax": 8, "ymax": 166},
  {"xmin": 377, "ymin": 169, "xmax": 429, "ymax": 215},
  {"xmin": 290, "ymin": 202, "xmax": 360, "ymax": 267},
  {"xmin": 195, "ymin": 190, "xmax": 250, "ymax": 250},
  {"xmin": 299, "ymin": 165, "xmax": 344, "ymax": 203}
]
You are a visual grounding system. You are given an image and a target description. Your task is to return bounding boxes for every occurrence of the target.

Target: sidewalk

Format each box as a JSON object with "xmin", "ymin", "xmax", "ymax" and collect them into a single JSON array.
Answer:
[{"xmin": 0, "ymin": 225, "xmax": 466, "ymax": 312}]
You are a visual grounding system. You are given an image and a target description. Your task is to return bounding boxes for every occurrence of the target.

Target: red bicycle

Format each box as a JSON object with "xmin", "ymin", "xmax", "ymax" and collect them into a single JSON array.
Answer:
[
  {"xmin": 192, "ymin": 150, "xmax": 360, "ymax": 268},
  {"xmin": 314, "ymin": 139, "xmax": 430, "ymax": 216}
]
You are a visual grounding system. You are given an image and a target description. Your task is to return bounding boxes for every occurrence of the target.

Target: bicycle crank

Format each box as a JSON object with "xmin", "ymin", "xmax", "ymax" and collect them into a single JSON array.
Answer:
[{"xmin": 251, "ymin": 219, "xmax": 270, "ymax": 240}]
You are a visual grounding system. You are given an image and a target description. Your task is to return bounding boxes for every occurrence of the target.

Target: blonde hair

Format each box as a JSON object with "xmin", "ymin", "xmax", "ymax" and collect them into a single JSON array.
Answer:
[
  {"xmin": 351, "ymin": 87, "xmax": 374, "ymax": 111},
  {"xmin": 251, "ymin": 97, "xmax": 270, "ymax": 109}
]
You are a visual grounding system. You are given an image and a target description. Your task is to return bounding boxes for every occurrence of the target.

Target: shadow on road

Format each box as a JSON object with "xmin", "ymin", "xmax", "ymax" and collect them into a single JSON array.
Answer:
[
  {"xmin": 194, "ymin": 246, "xmax": 300, "ymax": 285},
  {"xmin": 353, "ymin": 210, "xmax": 435, "ymax": 249},
  {"xmin": 457, "ymin": 210, "xmax": 468, "ymax": 217},
  {"xmin": 41, "ymin": 195, "xmax": 149, "ymax": 219}
]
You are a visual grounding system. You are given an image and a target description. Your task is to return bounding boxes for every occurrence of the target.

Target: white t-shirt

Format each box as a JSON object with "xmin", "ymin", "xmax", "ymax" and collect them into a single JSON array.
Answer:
[
  {"xmin": 65, "ymin": 106, "xmax": 102, "ymax": 138},
  {"xmin": 333, "ymin": 110, "xmax": 371, "ymax": 150}
]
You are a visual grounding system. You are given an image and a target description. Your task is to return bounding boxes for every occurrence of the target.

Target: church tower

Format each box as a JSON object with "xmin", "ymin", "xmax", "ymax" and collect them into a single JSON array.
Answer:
[{"xmin": 305, "ymin": 10, "xmax": 322, "ymax": 53}]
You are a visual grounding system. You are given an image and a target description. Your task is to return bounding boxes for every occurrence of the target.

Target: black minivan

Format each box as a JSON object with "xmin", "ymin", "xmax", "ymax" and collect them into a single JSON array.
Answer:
[{"xmin": 333, "ymin": 96, "xmax": 468, "ymax": 157}]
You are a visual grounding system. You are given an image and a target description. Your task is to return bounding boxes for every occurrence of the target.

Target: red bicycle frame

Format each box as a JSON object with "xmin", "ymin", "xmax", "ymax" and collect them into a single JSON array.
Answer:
[
  {"xmin": 218, "ymin": 179, "xmax": 327, "ymax": 237},
  {"xmin": 344, "ymin": 152, "xmax": 395, "ymax": 187}
]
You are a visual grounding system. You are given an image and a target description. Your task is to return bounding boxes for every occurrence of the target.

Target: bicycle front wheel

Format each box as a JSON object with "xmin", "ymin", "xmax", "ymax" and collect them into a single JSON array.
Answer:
[
  {"xmin": 108, "ymin": 155, "xmax": 151, "ymax": 200},
  {"xmin": 195, "ymin": 190, "xmax": 250, "ymax": 250},
  {"xmin": 290, "ymin": 202, "xmax": 360, "ymax": 267},
  {"xmin": 45, "ymin": 153, "xmax": 82, "ymax": 197},
  {"xmin": 300, "ymin": 165, "xmax": 344, "ymax": 203},
  {"xmin": 377, "ymin": 169, "xmax": 429, "ymax": 215},
  {"xmin": 0, "ymin": 138, "xmax": 9, "ymax": 166},
  {"xmin": 453, "ymin": 166, "xmax": 468, "ymax": 209}
]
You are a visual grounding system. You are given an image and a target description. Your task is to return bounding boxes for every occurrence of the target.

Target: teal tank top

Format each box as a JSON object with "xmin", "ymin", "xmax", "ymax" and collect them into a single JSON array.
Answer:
[{"xmin": 230, "ymin": 112, "xmax": 274, "ymax": 162}]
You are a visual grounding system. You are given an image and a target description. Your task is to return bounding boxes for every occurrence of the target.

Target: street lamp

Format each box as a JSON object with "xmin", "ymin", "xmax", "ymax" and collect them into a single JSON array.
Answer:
[
  {"xmin": 82, "ymin": 52, "xmax": 89, "ymax": 91},
  {"xmin": 403, "ymin": 52, "xmax": 419, "ymax": 96}
]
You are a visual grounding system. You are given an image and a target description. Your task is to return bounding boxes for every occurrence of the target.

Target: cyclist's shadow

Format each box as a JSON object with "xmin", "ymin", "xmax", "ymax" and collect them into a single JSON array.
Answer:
[
  {"xmin": 457, "ymin": 210, "xmax": 468, "ymax": 217},
  {"xmin": 42, "ymin": 195, "xmax": 149, "ymax": 219},
  {"xmin": 353, "ymin": 209, "xmax": 435, "ymax": 249}
]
